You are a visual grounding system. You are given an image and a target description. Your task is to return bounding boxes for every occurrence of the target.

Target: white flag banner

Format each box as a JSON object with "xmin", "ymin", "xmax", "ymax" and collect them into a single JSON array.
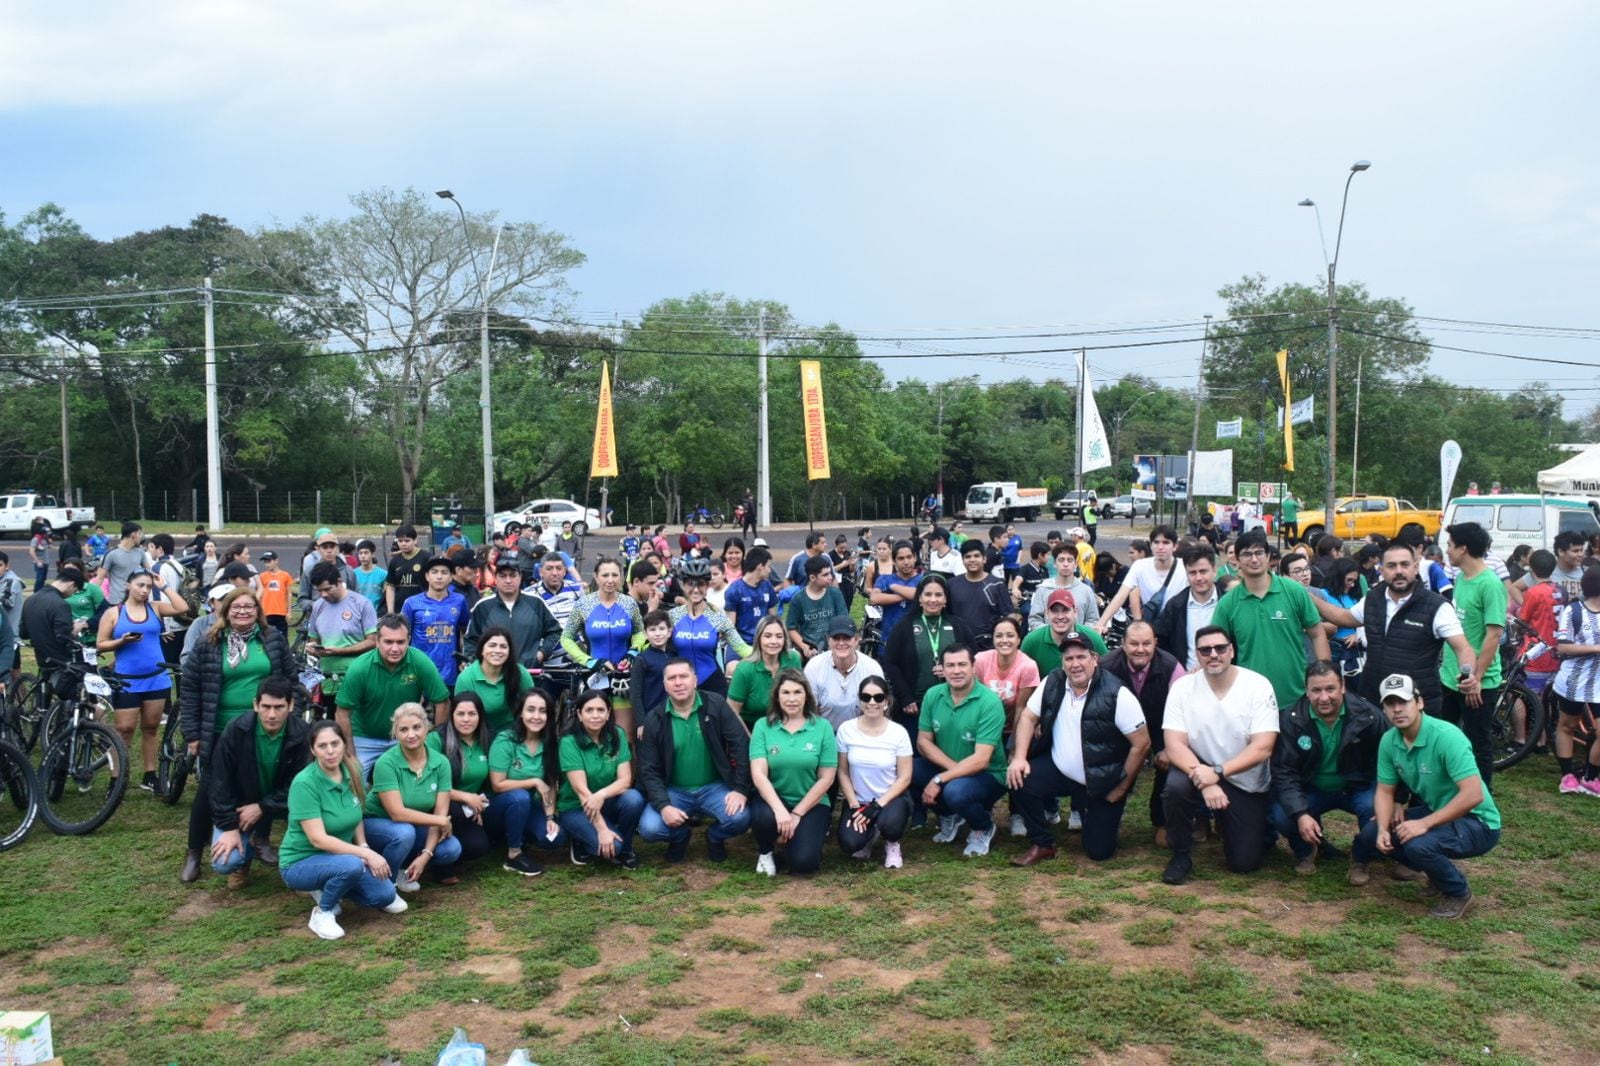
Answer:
[
  {"xmin": 1216, "ymin": 418, "xmax": 1243, "ymax": 439},
  {"xmin": 1078, "ymin": 351, "xmax": 1112, "ymax": 473},
  {"xmin": 1440, "ymin": 440, "xmax": 1462, "ymax": 504},
  {"xmin": 1190, "ymin": 449, "xmax": 1234, "ymax": 496},
  {"xmin": 1275, "ymin": 396, "xmax": 1315, "ymax": 427}
]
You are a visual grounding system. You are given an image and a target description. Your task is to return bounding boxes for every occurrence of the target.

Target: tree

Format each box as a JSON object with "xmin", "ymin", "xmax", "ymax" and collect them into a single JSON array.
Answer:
[{"xmin": 250, "ymin": 187, "xmax": 585, "ymax": 519}]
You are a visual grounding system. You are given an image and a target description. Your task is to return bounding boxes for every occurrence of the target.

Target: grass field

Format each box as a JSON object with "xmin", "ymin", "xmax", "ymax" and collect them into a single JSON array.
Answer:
[{"xmin": 1, "ymin": 754, "xmax": 1596, "ymax": 1065}]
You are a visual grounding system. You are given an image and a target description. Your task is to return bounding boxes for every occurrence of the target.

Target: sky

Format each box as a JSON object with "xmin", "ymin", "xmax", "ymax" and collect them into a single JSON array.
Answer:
[{"xmin": 4, "ymin": 1, "xmax": 1599, "ymax": 420}]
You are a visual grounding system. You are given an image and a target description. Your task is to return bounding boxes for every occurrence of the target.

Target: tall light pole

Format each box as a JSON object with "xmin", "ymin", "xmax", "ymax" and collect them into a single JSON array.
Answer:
[
  {"xmin": 1303, "ymin": 161, "xmax": 1371, "ymax": 525},
  {"xmin": 436, "ymin": 190, "xmax": 501, "ymax": 527},
  {"xmin": 1185, "ymin": 313, "xmax": 1212, "ymax": 528}
]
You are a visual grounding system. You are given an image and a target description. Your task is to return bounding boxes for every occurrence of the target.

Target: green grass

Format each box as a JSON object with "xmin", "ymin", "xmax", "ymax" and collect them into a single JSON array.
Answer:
[{"xmin": 1, "ymin": 759, "xmax": 1595, "ymax": 1064}]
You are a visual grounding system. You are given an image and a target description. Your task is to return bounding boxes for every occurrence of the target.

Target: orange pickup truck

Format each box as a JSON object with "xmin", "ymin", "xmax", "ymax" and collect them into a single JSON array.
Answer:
[{"xmin": 1295, "ymin": 495, "xmax": 1442, "ymax": 544}]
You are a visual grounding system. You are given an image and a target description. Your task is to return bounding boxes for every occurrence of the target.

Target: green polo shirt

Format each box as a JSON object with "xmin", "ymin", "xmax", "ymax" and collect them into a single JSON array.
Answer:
[
  {"xmin": 364, "ymin": 743, "xmax": 452, "ymax": 817},
  {"xmin": 916, "ymin": 682, "xmax": 1007, "ymax": 784},
  {"xmin": 1440, "ymin": 567, "xmax": 1507, "ymax": 692},
  {"xmin": 426, "ymin": 730, "xmax": 490, "ymax": 793},
  {"xmin": 1280, "ymin": 497, "xmax": 1299, "ymax": 523},
  {"xmin": 667, "ymin": 694, "xmax": 719, "ymax": 790},
  {"xmin": 255, "ymin": 718, "xmax": 285, "ymax": 796},
  {"xmin": 453, "ymin": 661, "xmax": 536, "ymax": 736},
  {"xmin": 279, "ymin": 762, "xmax": 364, "ymax": 870},
  {"xmin": 557, "ymin": 727, "xmax": 631, "ymax": 814},
  {"xmin": 336, "ymin": 647, "xmax": 450, "ymax": 740},
  {"xmin": 1020, "ymin": 624, "xmax": 1106, "ymax": 680},
  {"xmin": 1211, "ymin": 575, "xmax": 1322, "ymax": 707},
  {"xmin": 1377, "ymin": 714, "xmax": 1500, "ymax": 831},
  {"xmin": 1310, "ymin": 707, "xmax": 1345, "ymax": 794},
  {"xmin": 488, "ymin": 731, "xmax": 546, "ymax": 784},
  {"xmin": 728, "ymin": 650, "xmax": 804, "ymax": 727},
  {"xmin": 218, "ymin": 639, "xmax": 271, "ymax": 734},
  {"xmin": 749, "ymin": 715, "xmax": 837, "ymax": 808}
]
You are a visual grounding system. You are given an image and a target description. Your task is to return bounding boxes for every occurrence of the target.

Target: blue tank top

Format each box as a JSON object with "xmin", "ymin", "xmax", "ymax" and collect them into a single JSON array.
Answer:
[
  {"xmin": 112, "ymin": 604, "xmax": 168, "ymax": 694},
  {"xmin": 583, "ymin": 601, "xmax": 635, "ymax": 665},
  {"xmin": 671, "ymin": 611, "xmax": 720, "ymax": 684}
]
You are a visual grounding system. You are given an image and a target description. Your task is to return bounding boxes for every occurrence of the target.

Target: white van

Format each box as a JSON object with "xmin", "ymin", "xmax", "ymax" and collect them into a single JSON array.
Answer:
[{"xmin": 1440, "ymin": 494, "xmax": 1600, "ymax": 553}]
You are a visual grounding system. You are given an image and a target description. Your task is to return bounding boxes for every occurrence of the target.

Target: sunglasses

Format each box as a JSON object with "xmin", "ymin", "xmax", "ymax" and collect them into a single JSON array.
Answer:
[
  {"xmin": 1195, "ymin": 644, "xmax": 1230, "ymax": 658},
  {"xmin": 860, "ymin": 692, "xmax": 889, "ymax": 704}
]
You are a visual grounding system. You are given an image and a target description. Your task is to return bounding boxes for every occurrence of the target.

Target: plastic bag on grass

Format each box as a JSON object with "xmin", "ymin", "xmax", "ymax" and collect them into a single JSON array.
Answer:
[{"xmin": 436, "ymin": 1028, "xmax": 485, "ymax": 1066}]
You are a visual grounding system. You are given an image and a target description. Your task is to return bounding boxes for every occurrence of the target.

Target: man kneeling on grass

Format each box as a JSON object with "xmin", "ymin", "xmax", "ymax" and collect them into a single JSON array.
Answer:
[{"xmin": 1355, "ymin": 673, "xmax": 1501, "ymax": 919}]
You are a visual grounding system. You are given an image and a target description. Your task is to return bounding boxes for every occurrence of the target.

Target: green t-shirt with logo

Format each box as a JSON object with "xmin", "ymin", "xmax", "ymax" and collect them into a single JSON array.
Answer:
[
  {"xmin": 279, "ymin": 762, "xmax": 364, "ymax": 870},
  {"xmin": 1440, "ymin": 567, "xmax": 1507, "ymax": 692},
  {"xmin": 1211, "ymin": 575, "xmax": 1321, "ymax": 707},
  {"xmin": 426, "ymin": 730, "xmax": 490, "ymax": 794},
  {"xmin": 336, "ymin": 646, "xmax": 449, "ymax": 740},
  {"xmin": 1377, "ymin": 714, "xmax": 1500, "ymax": 831},
  {"xmin": 488, "ymin": 730, "xmax": 547, "ymax": 784},
  {"xmin": 749, "ymin": 715, "xmax": 837, "ymax": 808},
  {"xmin": 1310, "ymin": 708, "xmax": 1345, "ymax": 794},
  {"xmin": 255, "ymin": 718, "xmax": 285, "ymax": 796},
  {"xmin": 668, "ymin": 695, "xmax": 719, "ymax": 790},
  {"xmin": 916, "ymin": 682, "xmax": 1007, "ymax": 784},
  {"xmin": 364, "ymin": 743, "xmax": 452, "ymax": 817},
  {"xmin": 556, "ymin": 727, "xmax": 632, "ymax": 814}
]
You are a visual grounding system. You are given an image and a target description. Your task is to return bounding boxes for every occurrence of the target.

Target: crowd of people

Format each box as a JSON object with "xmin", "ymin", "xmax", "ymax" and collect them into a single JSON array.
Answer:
[{"xmin": 3, "ymin": 506, "xmax": 1594, "ymax": 943}]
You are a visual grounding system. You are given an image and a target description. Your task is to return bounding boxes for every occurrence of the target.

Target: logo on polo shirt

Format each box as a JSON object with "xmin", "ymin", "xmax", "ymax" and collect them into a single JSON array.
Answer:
[
  {"xmin": 341, "ymin": 610, "xmax": 352, "ymax": 621},
  {"xmin": 1272, "ymin": 610, "xmax": 1286, "ymax": 621},
  {"xmin": 1298, "ymin": 735, "xmax": 1313, "ymax": 750},
  {"xmin": 962, "ymin": 731, "xmax": 975, "ymax": 743},
  {"xmin": 768, "ymin": 745, "xmax": 781, "ymax": 756},
  {"xmin": 804, "ymin": 742, "xmax": 815, "ymax": 752}
]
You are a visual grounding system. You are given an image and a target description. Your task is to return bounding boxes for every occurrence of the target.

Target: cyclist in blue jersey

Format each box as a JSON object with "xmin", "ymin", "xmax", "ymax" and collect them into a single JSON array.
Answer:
[
  {"xmin": 401, "ymin": 558, "xmax": 468, "ymax": 686},
  {"xmin": 723, "ymin": 546, "xmax": 777, "ymax": 645},
  {"xmin": 562, "ymin": 557, "xmax": 647, "ymax": 736},
  {"xmin": 668, "ymin": 557, "xmax": 752, "ymax": 697}
]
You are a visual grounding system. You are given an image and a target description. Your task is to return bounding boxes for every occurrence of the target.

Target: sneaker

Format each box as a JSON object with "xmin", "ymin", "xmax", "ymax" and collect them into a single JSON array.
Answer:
[
  {"xmin": 395, "ymin": 877, "xmax": 422, "ymax": 894},
  {"xmin": 962, "ymin": 825, "xmax": 997, "ymax": 857},
  {"xmin": 1009, "ymin": 814, "xmax": 1026, "ymax": 837},
  {"xmin": 883, "ymin": 841, "xmax": 903, "ymax": 869},
  {"xmin": 503, "ymin": 853, "xmax": 544, "ymax": 877},
  {"xmin": 1161, "ymin": 854, "xmax": 1193, "ymax": 885},
  {"xmin": 1559, "ymin": 773, "xmax": 1584, "ymax": 794},
  {"xmin": 308, "ymin": 907, "xmax": 345, "ymax": 940},
  {"xmin": 140, "ymin": 771, "xmax": 159, "ymax": 794},
  {"xmin": 931, "ymin": 815, "xmax": 965, "ymax": 844},
  {"xmin": 1427, "ymin": 891, "xmax": 1474, "ymax": 920},
  {"xmin": 617, "ymin": 851, "xmax": 640, "ymax": 870},
  {"xmin": 706, "ymin": 838, "xmax": 728, "ymax": 863},
  {"xmin": 302, "ymin": 890, "xmax": 341, "ymax": 917},
  {"xmin": 381, "ymin": 895, "xmax": 409, "ymax": 915},
  {"xmin": 1578, "ymin": 777, "xmax": 1600, "ymax": 799},
  {"xmin": 665, "ymin": 838, "xmax": 689, "ymax": 864},
  {"xmin": 1047, "ymin": 809, "xmax": 1062, "ymax": 825},
  {"xmin": 1293, "ymin": 855, "xmax": 1316, "ymax": 876},
  {"xmin": 1347, "ymin": 863, "xmax": 1370, "ymax": 887},
  {"xmin": 569, "ymin": 842, "xmax": 591, "ymax": 866},
  {"xmin": 851, "ymin": 844, "xmax": 873, "ymax": 860},
  {"xmin": 1067, "ymin": 810, "xmax": 1083, "ymax": 832},
  {"xmin": 755, "ymin": 852, "xmax": 777, "ymax": 877}
]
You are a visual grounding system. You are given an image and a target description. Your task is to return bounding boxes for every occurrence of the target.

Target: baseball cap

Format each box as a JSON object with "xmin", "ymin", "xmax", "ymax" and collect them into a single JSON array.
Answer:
[
  {"xmin": 313, "ymin": 527, "xmax": 333, "ymax": 541},
  {"xmin": 259, "ymin": 551, "xmax": 278, "ymax": 561},
  {"xmin": 1378, "ymin": 674, "xmax": 1417, "ymax": 702},
  {"xmin": 753, "ymin": 538, "xmax": 769, "ymax": 548},
  {"xmin": 220, "ymin": 562, "xmax": 253, "ymax": 581},
  {"xmin": 208, "ymin": 584, "xmax": 234, "ymax": 603},
  {"xmin": 1069, "ymin": 526, "xmax": 1089, "ymax": 538},
  {"xmin": 826, "ymin": 616, "xmax": 858, "ymax": 637},
  {"xmin": 1056, "ymin": 631, "xmax": 1097, "ymax": 654},
  {"xmin": 1046, "ymin": 587, "xmax": 1076, "ymax": 609},
  {"xmin": 424, "ymin": 556, "xmax": 453, "ymax": 573}
]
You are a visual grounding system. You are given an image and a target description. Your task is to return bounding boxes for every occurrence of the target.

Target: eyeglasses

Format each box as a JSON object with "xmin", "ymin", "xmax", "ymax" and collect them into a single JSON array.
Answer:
[
  {"xmin": 1237, "ymin": 549, "xmax": 1268, "ymax": 560},
  {"xmin": 1195, "ymin": 644, "xmax": 1230, "ymax": 657},
  {"xmin": 860, "ymin": 693, "xmax": 889, "ymax": 704}
]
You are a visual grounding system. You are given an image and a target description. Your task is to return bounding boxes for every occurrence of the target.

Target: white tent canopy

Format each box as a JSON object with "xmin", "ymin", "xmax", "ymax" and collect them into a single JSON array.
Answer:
[{"xmin": 1537, "ymin": 444, "xmax": 1600, "ymax": 495}]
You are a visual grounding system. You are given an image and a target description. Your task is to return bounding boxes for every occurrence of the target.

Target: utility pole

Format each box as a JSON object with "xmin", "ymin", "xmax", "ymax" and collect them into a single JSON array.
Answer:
[
  {"xmin": 936, "ymin": 384, "xmax": 945, "ymax": 512},
  {"xmin": 204, "ymin": 277, "xmax": 223, "ymax": 531},
  {"xmin": 1185, "ymin": 314, "xmax": 1211, "ymax": 527},
  {"xmin": 1072, "ymin": 349, "xmax": 1085, "ymax": 495},
  {"xmin": 757, "ymin": 308, "xmax": 771, "ymax": 527},
  {"xmin": 58, "ymin": 360, "xmax": 71, "ymax": 503},
  {"xmin": 479, "ymin": 223, "xmax": 505, "ymax": 528}
]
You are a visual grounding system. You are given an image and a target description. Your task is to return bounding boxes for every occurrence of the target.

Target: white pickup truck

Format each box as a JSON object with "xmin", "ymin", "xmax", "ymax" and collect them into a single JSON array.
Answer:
[
  {"xmin": 0, "ymin": 491, "xmax": 96, "ymax": 538},
  {"xmin": 960, "ymin": 482, "xmax": 1047, "ymax": 523}
]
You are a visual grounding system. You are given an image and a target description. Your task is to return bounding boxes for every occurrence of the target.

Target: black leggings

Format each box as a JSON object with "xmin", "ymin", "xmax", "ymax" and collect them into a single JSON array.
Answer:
[
  {"xmin": 751, "ymin": 803, "xmax": 831, "ymax": 874},
  {"xmin": 186, "ymin": 736, "xmax": 219, "ymax": 851},
  {"xmin": 836, "ymin": 794, "xmax": 912, "ymax": 853},
  {"xmin": 435, "ymin": 803, "xmax": 491, "ymax": 877}
]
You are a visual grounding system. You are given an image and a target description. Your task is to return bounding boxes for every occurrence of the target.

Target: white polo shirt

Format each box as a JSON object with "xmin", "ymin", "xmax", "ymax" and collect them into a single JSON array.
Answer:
[{"xmin": 1162, "ymin": 667, "xmax": 1279, "ymax": 794}]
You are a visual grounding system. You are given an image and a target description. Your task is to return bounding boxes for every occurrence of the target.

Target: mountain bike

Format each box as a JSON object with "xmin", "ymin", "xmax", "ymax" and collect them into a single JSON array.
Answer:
[
  {"xmin": 36, "ymin": 659, "xmax": 130, "ymax": 836},
  {"xmin": 1, "ymin": 672, "xmax": 48, "ymax": 754},
  {"xmin": 0, "ymin": 736, "xmax": 41, "ymax": 851},
  {"xmin": 1490, "ymin": 621, "xmax": 1550, "ymax": 773}
]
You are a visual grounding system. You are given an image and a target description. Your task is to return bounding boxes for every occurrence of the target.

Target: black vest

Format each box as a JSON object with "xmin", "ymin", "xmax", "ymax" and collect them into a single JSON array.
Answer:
[
  {"xmin": 1101, "ymin": 647, "xmax": 1181, "ymax": 746},
  {"xmin": 1030, "ymin": 668, "xmax": 1133, "ymax": 797},
  {"xmin": 1358, "ymin": 583, "xmax": 1447, "ymax": 708}
]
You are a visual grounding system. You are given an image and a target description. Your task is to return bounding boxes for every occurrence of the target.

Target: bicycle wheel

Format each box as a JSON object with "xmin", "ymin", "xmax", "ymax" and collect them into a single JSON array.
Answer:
[
  {"xmin": 156, "ymin": 712, "xmax": 190, "ymax": 806},
  {"xmin": 0, "ymin": 738, "xmax": 40, "ymax": 851},
  {"xmin": 1, "ymin": 675, "xmax": 42, "ymax": 753},
  {"xmin": 1490, "ymin": 683, "xmax": 1542, "ymax": 772},
  {"xmin": 38, "ymin": 721, "xmax": 129, "ymax": 836}
]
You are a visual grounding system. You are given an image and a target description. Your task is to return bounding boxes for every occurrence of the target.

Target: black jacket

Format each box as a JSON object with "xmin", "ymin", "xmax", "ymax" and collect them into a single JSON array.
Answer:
[
  {"xmin": 1271, "ymin": 693, "xmax": 1387, "ymax": 818},
  {"xmin": 209, "ymin": 711, "xmax": 311, "ymax": 831},
  {"xmin": 1028, "ymin": 666, "xmax": 1135, "ymax": 798},
  {"xmin": 179, "ymin": 626, "xmax": 296, "ymax": 754},
  {"xmin": 636, "ymin": 691, "xmax": 753, "ymax": 810},
  {"xmin": 1100, "ymin": 646, "xmax": 1182, "ymax": 751},
  {"xmin": 882, "ymin": 611, "xmax": 974, "ymax": 715},
  {"xmin": 20, "ymin": 585, "xmax": 76, "ymax": 672},
  {"xmin": 463, "ymin": 593, "xmax": 562, "ymax": 669},
  {"xmin": 1152, "ymin": 587, "xmax": 1218, "ymax": 668}
]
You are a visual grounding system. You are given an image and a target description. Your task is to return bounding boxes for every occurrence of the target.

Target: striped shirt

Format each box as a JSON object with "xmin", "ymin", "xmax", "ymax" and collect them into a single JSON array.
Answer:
[{"xmin": 1554, "ymin": 600, "xmax": 1600, "ymax": 703}]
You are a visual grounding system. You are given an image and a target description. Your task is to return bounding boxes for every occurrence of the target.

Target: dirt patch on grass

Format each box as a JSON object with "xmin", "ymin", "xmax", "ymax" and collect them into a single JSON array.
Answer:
[
  {"xmin": 172, "ymin": 892, "xmax": 222, "ymax": 920},
  {"xmin": 389, "ymin": 1004, "xmax": 532, "ymax": 1063},
  {"xmin": 451, "ymin": 955, "xmax": 523, "ymax": 985},
  {"xmin": 202, "ymin": 1001, "xmax": 245, "ymax": 1032},
  {"xmin": 1490, "ymin": 1013, "xmax": 1591, "ymax": 1066}
]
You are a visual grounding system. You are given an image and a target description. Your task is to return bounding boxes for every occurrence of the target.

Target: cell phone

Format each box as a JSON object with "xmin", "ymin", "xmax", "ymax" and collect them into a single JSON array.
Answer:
[{"xmin": 126, "ymin": 632, "xmax": 143, "ymax": 642}]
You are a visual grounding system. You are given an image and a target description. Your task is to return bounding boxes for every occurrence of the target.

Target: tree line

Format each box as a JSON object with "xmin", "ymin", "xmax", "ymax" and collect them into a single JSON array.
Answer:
[{"xmin": 0, "ymin": 191, "xmax": 1583, "ymax": 527}]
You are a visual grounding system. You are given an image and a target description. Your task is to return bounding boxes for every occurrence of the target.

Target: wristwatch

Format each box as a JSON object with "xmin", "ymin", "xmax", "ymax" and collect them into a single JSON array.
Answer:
[
  {"xmin": 932, "ymin": 774, "xmax": 945, "ymax": 787},
  {"xmin": 1211, "ymin": 763, "xmax": 1225, "ymax": 780}
]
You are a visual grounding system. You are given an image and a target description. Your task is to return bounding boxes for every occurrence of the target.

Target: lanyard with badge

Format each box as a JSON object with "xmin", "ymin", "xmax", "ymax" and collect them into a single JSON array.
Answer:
[{"xmin": 921, "ymin": 614, "xmax": 944, "ymax": 661}]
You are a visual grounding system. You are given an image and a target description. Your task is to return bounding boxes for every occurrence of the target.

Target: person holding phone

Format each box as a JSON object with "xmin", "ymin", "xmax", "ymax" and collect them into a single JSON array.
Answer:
[{"xmin": 98, "ymin": 570, "xmax": 188, "ymax": 794}]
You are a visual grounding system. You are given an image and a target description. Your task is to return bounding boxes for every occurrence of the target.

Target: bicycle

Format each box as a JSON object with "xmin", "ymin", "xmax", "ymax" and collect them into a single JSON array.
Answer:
[
  {"xmin": 1490, "ymin": 621, "xmax": 1550, "ymax": 773},
  {"xmin": 36, "ymin": 658, "xmax": 131, "ymax": 836},
  {"xmin": 0, "ymin": 735, "xmax": 41, "ymax": 851},
  {"xmin": 152, "ymin": 664, "xmax": 192, "ymax": 805},
  {"xmin": 1, "ymin": 672, "xmax": 49, "ymax": 754}
]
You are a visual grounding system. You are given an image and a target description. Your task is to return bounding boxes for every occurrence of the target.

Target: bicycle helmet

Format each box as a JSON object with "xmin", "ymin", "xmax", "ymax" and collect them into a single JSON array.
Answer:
[{"xmin": 678, "ymin": 557, "xmax": 713, "ymax": 581}]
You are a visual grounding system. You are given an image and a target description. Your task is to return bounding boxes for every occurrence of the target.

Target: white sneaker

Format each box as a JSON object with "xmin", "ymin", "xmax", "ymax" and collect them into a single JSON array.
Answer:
[
  {"xmin": 308, "ymin": 906, "xmax": 345, "ymax": 940},
  {"xmin": 302, "ymin": 890, "xmax": 342, "ymax": 917},
  {"xmin": 962, "ymin": 825, "xmax": 997, "ymax": 857},
  {"xmin": 381, "ymin": 895, "xmax": 409, "ymax": 915},
  {"xmin": 1067, "ymin": 810, "xmax": 1084, "ymax": 831},
  {"xmin": 755, "ymin": 852, "xmax": 777, "ymax": 877},
  {"xmin": 395, "ymin": 877, "xmax": 422, "ymax": 894},
  {"xmin": 1009, "ymin": 814, "xmax": 1026, "ymax": 837},
  {"xmin": 931, "ymin": 815, "xmax": 965, "ymax": 843},
  {"xmin": 883, "ymin": 841, "xmax": 903, "ymax": 869},
  {"xmin": 1047, "ymin": 809, "xmax": 1062, "ymax": 825}
]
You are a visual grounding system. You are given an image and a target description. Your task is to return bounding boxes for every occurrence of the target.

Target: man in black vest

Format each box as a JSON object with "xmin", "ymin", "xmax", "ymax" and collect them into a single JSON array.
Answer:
[
  {"xmin": 1268, "ymin": 662, "xmax": 1386, "ymax": 879},
  {"xmin": 1007, "ymin": 632, "xmax": 1151, "ymax": 866},
  {"xmin": 1102, "ymin": 620, "xmax": 1186, "ymax": 845},
  {"xmin": 1309, "ymin": 541, "xmax": 1479, "ymax": 716}
]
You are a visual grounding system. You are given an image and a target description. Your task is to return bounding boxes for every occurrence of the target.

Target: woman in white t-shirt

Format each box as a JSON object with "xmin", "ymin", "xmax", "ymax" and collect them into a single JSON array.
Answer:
[{"xmin": 835, "ymin": 676, "xmax": 914, "ymax": 869}]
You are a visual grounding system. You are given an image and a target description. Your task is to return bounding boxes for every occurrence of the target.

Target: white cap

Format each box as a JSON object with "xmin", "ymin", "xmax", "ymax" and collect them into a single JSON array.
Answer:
[{"xmin": 1378, "ymin": 673, "xmax": 1417, "ymax": 702}]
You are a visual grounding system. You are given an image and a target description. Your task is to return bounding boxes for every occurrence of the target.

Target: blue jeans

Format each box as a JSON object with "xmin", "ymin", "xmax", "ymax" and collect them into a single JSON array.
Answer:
[
  {"xmin": 638, "ymin": 782, "xmax": 753, "ymax": 846},
  {"xmin": 352, "ymin": 736, "xmax": 396, "ymax": 775},
  {"xmin": 33, "ymin": 564, "xmax": 48, "ymax": 592},
  {"xmin": 281, "ymin": 851, "xmax": 397, "ymax": 911},
  {"xmin": 210, "ymin": 818, "xmax": 275, "ymax": 874},
  {"xmin": 1269, "ymin": 786, "xmax": 1376, "ymax": 861},
  {"xmin": 362, "ymin": 817, "xmax": 464, "ymax": 881},
  {"xmin": 483, "ymin": 789, "xmax": 567, "ymax": 851},
  {"xmin": 556, "ymin": 790, "xmax": 646, "ymax": 857},
  {"xmin": 1355, "ymin": 804, "xmax": 1500, "ymax": 898},
  {"xmin": 911, "ymin": 756, "xmax": 1006, "ymax": 832}
]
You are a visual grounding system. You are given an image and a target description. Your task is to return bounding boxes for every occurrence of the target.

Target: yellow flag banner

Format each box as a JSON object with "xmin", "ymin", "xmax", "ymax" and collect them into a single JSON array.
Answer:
[
  {"xmin": 590, "ymin": 361, "xmax": 618, "ymax": 479},
  {"xmin": 799, "ymin": 359, "xmax": 831, "ymax": 480},
  {"xmin": 1276, "ymin": 348, "xmax": 1294, "ymax": 473}
]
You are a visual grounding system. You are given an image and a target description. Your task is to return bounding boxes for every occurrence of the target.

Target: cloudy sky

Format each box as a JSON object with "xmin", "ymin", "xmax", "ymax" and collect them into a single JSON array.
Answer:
[{"xmin": 4, "ymin": 1, "xmax": 1598, "ymax": 415}]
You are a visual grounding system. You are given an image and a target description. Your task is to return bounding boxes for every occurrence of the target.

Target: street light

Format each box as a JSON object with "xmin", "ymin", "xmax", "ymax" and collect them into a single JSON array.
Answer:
[
  {"xmin": 435, "ymin": 189, "xmax": 505, "ymax": 527},
  {"xmin": 1304, "ymin": 161, "xmax": 1371, "ymax": 526}
]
